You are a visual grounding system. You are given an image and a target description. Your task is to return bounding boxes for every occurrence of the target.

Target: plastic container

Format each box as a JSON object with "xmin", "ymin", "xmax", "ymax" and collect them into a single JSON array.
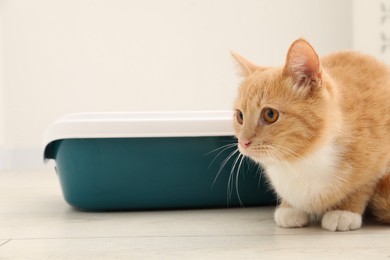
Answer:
[{"xmin": 43, "ymin": 111, "xmax": 275, "ymax": 211}]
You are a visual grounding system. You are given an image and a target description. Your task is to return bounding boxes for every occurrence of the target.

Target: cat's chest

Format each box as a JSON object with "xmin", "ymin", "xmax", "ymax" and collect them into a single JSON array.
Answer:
[{"xmin": 262, "ymin": 143, "xmax": 343, "ymax": 212}]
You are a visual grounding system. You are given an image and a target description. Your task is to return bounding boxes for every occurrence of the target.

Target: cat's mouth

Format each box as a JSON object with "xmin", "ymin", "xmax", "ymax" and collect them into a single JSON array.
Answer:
[
  {"xmin": 237, "ymin": 145, "xmax": 252, "ymax": 158},
  {"xmin": 237, "ymin": 143, "xmax": 270, "ymax": 162},
  {"xmin": 238, "ymin": 142, "xmax": 288, "ymax": 164}
]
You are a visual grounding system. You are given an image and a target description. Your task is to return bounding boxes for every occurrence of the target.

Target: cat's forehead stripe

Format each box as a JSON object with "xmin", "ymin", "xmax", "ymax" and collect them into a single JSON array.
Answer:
[{"xmin": 240, "ymin": 70, "xmax": 286, "ymax": 109}]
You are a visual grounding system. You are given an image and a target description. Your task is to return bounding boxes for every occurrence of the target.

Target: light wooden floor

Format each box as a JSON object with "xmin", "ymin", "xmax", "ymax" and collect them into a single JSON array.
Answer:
[{"xmin": 1, "ymin": 170, "xmax": 390, "ymax": 259}]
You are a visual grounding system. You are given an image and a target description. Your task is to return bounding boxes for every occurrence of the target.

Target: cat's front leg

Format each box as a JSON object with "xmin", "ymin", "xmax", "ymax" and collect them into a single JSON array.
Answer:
[
  {"xmin": 321, "ymin": 186, "xmax": 372, "ymax": 232},
  {"xmin": 321, "ymin": 210, "xmax": 362, "ymax": 232},
  {"xmin": 274, "ymin": 202, "xmax": 309, "ymax": 228}
]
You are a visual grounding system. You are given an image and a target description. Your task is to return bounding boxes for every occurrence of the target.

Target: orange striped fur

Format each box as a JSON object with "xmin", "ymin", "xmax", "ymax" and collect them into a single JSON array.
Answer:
[{"xmin": 232, "ymin": 39, "xmax": 390, "ymax": 231}]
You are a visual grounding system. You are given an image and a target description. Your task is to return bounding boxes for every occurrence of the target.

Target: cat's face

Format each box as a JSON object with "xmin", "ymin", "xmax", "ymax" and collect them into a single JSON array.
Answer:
[{"xmin": 232, "ymin": 39, "xmax": 333, "ymax": 164}]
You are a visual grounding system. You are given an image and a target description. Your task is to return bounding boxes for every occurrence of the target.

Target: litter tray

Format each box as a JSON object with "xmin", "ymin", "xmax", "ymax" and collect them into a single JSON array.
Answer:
[{"xmin": 43, "ymin": 111, "xmax": 275, "ymax": 211}]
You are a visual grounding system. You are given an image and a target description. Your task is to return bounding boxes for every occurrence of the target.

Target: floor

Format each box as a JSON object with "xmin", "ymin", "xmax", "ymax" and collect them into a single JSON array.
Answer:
[{"xmin": 1, "ymin": 170, "xmax": 390, "ymax": 259}]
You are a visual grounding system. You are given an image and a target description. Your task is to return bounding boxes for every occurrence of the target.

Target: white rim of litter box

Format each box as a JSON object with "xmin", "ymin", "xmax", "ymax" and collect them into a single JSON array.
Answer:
[{"xmin": 43, "ymin": 111, "xmax": 235, "ymax": 149}]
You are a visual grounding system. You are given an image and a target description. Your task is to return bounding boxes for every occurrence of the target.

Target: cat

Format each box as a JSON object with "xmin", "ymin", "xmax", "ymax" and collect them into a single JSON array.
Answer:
[{"xmin": 231, "ymin": 38, "xmax": 390, "ymax": 231}]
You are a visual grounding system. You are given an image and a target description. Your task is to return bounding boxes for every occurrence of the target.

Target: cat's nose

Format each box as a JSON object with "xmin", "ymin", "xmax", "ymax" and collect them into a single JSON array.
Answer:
[{"xmin": 239, "ymin": 139, "xmax": 252, "ymax": 149}]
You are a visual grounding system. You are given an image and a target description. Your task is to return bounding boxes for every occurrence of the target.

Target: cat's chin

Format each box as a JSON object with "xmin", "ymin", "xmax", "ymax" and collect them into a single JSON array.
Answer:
[
  {"xmin": 251, "ymin": 156, "xmax": 279, "ymax": 166},
  {"xmin": 238, "ymin": 148, "xmax": 259, "ymax": 163},
  {"xmin": 238, "ymin": 150, "xmax": 278, "ymax": 166}
]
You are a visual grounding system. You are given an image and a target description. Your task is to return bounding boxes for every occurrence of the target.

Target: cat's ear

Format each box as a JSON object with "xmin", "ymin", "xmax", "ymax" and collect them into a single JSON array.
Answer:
[
  {"xmin": 284, "ymin": 39, "xmax": 322, "ymax": 89},
  {"xmin": 230, "ymin": 51, "xmax": 258, "ymax": 77}
]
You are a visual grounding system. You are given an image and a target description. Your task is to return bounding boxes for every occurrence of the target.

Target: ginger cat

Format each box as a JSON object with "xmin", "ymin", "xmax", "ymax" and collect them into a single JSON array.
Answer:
[{"xmin": 232, "ymin": 38, "xmax": 390, "ymax": 231}]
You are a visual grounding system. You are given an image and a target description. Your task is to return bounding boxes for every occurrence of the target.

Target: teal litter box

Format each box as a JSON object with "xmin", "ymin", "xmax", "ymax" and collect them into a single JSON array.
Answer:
[{"xmin": 43, "ymin": 111, "xmax": 275, "ymax": 211}]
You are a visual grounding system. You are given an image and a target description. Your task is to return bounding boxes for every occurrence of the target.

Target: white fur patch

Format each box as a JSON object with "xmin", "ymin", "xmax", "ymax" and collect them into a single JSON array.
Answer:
[
  {"xmin": 261, "ymin": 142, "xmax": 344, "ymax": 213},
  {"xmin": 274, "ymin": 207, "xmax": 309, "ymax": 228},
  {"xmin": 322, "ymin": 210, "xmax": 362, "ymax": 231}
]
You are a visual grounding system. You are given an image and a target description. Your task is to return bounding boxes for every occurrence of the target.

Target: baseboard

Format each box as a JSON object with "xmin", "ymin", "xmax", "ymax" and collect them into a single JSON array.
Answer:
[{"xmin": 0, "ymin": 147, "xmax": 54, "ymax": 171}]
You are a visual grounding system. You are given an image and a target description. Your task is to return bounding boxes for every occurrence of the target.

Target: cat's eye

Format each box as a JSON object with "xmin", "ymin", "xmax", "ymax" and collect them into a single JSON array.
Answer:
[
  {"xmin": 262, "ymin": 107, "xmax": 279, "ymax": 124},
  {"xmin": 235, "ymin": 109, "xmax": 243, "ymax": 125}
]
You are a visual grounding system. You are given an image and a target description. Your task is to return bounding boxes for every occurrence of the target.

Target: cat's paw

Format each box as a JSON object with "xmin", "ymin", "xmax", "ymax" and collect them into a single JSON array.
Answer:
[
  {"xmin": 274, "ymin": 207, "xmax": 309, "ymax": 228},
  {"xmin": 321, "ymin": 210, "xmax": 362, "ymax": 231}
]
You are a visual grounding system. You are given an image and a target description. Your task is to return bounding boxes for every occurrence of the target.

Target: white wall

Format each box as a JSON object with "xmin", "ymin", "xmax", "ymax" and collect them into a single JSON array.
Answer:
[
  {"xmin": 0, "ymin": 0, "xmax": 352, "ymax": 170},
  {"xmin": 353, "ymin": 0, "xmax": 390, "ymax": 65},
  {"xmin": 0, "ymin": 3, "xmax": 6, "ymax": 169}
]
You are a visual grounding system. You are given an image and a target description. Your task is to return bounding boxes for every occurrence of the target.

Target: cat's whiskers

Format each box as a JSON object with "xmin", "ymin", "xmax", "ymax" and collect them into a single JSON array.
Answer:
[
  {"xmin": 215, "ymin": 140, "xmax": 318, "ymax": 207},
  {"xmin": 235, "ymin": 154, "xmax": 246, "ymax": 207},
  {"xmin": 265, "ymin": 150, "xmax": 280, "ymax": 206},
  {"xmin": 228, "ymin": 152, "xmax": 242, "ymax": 203},
  {"xmin": 212, "ymin": 148, "xmax": 240, "ymax": 188},
  {"xmin": 207, "ymin": 143, "xmax": 238, "ymax": 169},
  {"xmin": 213, "ymin": 143, "xmax": 266, "ymax": 207},
  {"xmin": 212, "ymin": 141, "xmax": 265, "ymax": 207},
  {"xmin": 238, "ymin": 151, "xmax": 264, "ymax": 190},
  {"xmin": 205, "ymin": 143, "xmax": 237, "ymax": 156},
  {"xmin": 271, "ymin": 144, "xmax": 305, "ymax": 161},
  {"xmin": 249, "ymin": 158, "xmax": 264, "ymax": 189}
]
